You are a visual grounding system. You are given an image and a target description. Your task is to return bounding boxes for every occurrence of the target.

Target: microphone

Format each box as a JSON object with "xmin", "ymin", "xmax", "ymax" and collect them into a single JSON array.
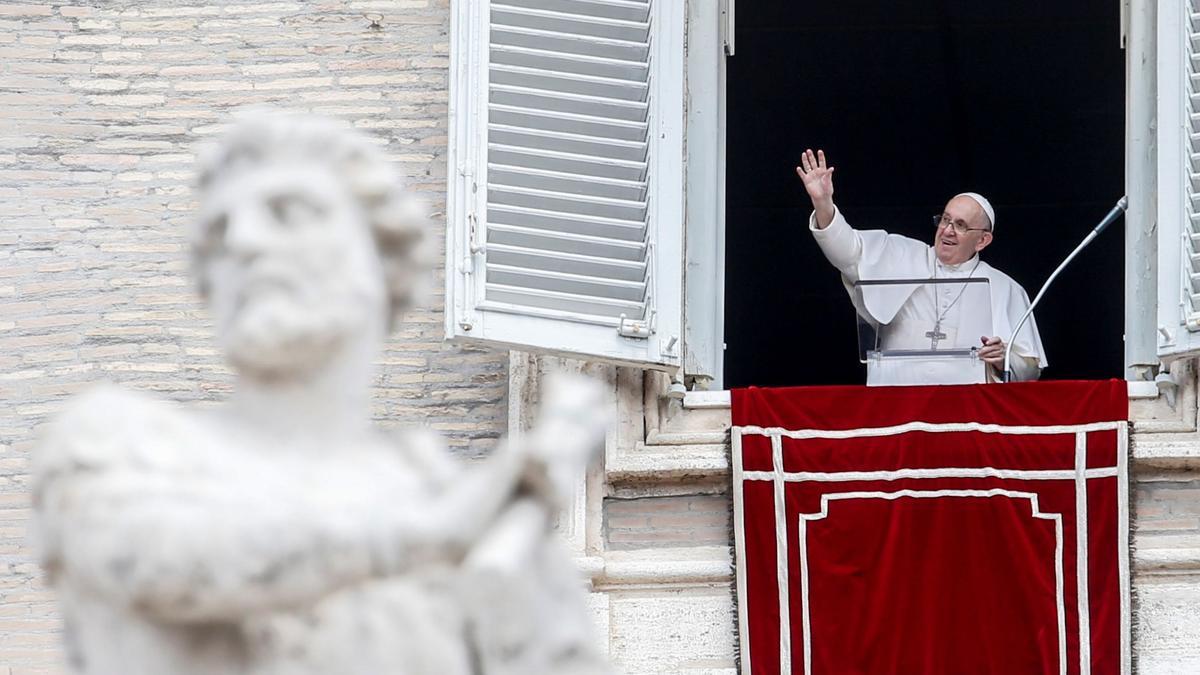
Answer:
[
  {"xmin": 1002, "ymin": 196, "xmax": 1128, "ymax": 382},
  {"xmin": 1093, "ymin": 196, "xmax": 1129, "ymax": 236}
]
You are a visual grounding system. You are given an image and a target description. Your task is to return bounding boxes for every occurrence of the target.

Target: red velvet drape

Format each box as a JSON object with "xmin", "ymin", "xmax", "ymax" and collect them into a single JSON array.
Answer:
[{"xmin": 732, "ymin": 381, "xmax": 1128, "ymax": 675}]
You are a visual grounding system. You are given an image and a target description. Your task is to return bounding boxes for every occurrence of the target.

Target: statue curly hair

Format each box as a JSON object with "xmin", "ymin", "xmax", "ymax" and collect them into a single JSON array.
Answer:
[{"xmin": 192, "ymin": 111, "xmax": 431, "ymax": 329}]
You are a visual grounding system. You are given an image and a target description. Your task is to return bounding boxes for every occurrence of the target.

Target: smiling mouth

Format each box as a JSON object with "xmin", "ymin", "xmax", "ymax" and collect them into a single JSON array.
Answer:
[{"xmin": 939, "ymin": 237, "xmax": 956, "ymax": 246}]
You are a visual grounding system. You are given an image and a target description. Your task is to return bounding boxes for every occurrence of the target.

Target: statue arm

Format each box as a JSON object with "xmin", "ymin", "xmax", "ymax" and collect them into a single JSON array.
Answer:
[
  {"xmin": 39, "ymin": 445, "xmax": 535, "ymax": 623},
  {"xmin": 32, "ymin": 391, "xmax": 535, "ymax": 624}
]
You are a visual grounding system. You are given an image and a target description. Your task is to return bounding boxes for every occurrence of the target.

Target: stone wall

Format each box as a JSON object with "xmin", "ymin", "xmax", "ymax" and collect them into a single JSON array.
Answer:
[
  {"xmin": 1132, "ymin": 469, "xmax": 1200, "ymax": 674},
  {"xmin": 0, "ymin": 2, "xmax": 508, "ymax": 671}
]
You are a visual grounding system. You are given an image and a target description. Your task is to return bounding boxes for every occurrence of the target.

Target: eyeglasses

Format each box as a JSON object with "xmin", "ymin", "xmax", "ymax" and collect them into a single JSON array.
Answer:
[{"xmin": 933, "ymin": 214, "xmax": 991, "ymax": 235}]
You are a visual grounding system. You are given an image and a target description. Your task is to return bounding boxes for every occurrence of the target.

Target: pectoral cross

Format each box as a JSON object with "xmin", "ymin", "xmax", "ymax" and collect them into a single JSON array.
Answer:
[{"xmin": 925, "ymin": 322, "xmax": 947, "ymax": 349}]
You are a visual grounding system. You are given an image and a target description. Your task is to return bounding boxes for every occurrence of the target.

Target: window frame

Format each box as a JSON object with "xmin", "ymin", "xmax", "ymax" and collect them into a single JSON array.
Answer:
[
  {"xmin": 445, "ymin": 0, "xmax": 692, "ymax": 371},
  {"xmin": 1153, "ymin": 0, "xmax": 1200, "ymax": 362}
]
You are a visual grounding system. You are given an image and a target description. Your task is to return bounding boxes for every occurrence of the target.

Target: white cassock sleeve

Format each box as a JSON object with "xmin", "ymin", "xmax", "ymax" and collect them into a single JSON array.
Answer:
[
  {"xmin": 808, "ymin": 205, "xmax": 931, "ymax": 325},
  {"xmin": 992, "ymin": 283, "xmax": 1045, "ymax": 382},
  {"xmin": 1004, "ymin": 355, "xmax": 1041, "ymax": 382},
  {"xmin": 808, "ymin": 205, "xmax": 864, "ymax": 279}
]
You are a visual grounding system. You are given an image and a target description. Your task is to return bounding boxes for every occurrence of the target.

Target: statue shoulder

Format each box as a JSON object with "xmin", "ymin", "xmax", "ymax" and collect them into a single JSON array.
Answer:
[{"xmin": 34, "ymin": 384, "xmax": 195, "ymax": 477}]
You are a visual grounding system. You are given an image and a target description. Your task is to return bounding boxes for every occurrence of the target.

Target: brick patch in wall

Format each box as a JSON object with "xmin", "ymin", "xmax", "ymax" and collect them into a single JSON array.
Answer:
[
  {"xmin": 1135, "ymin": 472, "xmax": 1200, "ymax": 536},
  {"xmin": 604, "ymin": 494, "xmax": 733, "ymax": 550}
]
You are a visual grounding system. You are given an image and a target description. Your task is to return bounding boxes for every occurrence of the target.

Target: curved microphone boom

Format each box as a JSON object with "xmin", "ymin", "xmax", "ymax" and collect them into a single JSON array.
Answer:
[{"xmin": 1002, "ymin": 196, "xmax": 1128, "ymax": 382}]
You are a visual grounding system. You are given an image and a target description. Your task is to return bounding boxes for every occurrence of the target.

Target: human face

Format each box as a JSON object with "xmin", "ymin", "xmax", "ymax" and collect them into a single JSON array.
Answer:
[
  {"xmin": 197, "ymin": 163, "xmax": 387, "ymax": 380},
  {"xmin": 933, "ymin": 195, "xmax": 993, "ymax": 266}
]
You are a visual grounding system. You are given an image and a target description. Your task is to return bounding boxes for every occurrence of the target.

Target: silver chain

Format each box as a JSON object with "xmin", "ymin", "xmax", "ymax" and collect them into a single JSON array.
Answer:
[{"xmin": 930, "ymin": 257, "xmax": 983, "ymax": 341}]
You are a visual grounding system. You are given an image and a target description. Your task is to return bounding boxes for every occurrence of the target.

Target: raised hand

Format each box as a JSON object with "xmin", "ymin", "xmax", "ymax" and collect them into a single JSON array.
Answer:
[
  {"xmin": 796, "ymin": 148, "xmax": 836, "ymax": 228},
  {"xmin": 796, "ymin": 148, "xmax": 835, "ymax": 203}
]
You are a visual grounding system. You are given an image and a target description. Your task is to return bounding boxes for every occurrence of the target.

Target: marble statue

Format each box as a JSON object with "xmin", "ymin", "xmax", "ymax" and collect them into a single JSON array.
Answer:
[{"xmin": 31, "ymin": 113, "xmax": 612, "ymax": 675}]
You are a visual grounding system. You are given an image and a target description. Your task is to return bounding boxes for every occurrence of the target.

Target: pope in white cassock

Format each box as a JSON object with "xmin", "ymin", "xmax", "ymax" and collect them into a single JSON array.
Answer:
[{"xmin": 796, "ymin": 149, "xmax": 1047, "ymax": 383}]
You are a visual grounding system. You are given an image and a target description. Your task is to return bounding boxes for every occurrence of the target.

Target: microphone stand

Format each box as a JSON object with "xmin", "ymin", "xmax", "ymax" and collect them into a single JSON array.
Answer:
[{"xmin": 1002, "ymin": 196, "xmax": 1129, "ymax": 382}]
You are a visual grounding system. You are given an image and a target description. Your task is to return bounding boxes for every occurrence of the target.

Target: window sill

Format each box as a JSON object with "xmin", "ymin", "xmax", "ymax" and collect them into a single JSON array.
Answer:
[
  {"xmin": 682, "ymin": 390, "xmax": 731, "ymax": 409},
  {"xmin": 686, "ymin": 382, "xmax": 1163, "ymax": 410}
]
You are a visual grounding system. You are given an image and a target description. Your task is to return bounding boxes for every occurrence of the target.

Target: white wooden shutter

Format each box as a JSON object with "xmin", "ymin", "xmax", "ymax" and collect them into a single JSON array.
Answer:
[
  {"xmin": 1157, "ymin": 0, "xmax": 1200, "ymax": 359},
  {"xmin": 447, "ymin": 0, "xmax": 685, "ymax": 368}
]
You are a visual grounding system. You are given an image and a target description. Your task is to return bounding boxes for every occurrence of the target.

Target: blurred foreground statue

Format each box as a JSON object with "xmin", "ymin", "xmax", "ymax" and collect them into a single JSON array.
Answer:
[{"xmin": 32, "ymin": 114, "xmax": 612, "ymax": 675}]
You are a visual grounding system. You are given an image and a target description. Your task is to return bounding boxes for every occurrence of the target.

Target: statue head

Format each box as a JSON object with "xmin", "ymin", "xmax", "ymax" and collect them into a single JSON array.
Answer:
[{"xmin": 191, "ymin": 113, "xmax": 429, "ymax": 381}]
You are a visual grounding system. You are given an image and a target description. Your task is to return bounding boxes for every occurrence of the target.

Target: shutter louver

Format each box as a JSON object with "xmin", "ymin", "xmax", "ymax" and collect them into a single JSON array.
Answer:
[
  {"xmin": 1156, "ymin": 0, "xmax": 1200, "ymax": 359},
  {"xmin": 1185, "ymin": 1, "xmax": 1200, "ymax": 330},
  {"xmin": 485, "ymin": 0, "xmax": 655, "ymax": 327},
  {"xmin": 448, "ymin": 0, "xmax": 683, "ymax": 368}
]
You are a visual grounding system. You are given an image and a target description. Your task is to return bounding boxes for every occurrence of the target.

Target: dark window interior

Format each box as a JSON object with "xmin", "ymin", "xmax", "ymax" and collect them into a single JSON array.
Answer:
[{"xmin": 723, "ymin": 1, "xmax": 1126, "ymax": 387}]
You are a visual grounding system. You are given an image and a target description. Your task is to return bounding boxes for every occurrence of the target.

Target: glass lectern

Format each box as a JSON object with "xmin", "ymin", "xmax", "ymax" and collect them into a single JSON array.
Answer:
[{"xmin": 853, "ymin": 278, "xmax": 992, "ymax": 386}]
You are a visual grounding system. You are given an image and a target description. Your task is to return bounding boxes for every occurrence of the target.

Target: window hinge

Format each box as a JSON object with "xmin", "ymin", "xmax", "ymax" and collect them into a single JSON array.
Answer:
[
  {"xmin": 468, "ymin": 211, "xmax": 485, "ymax": 255},
  {"xmin": 663, "ymin": 335, "xmax": 679, "ymax": 354},
  {"xmin": 618, "ymin": 314, "xmax": 653, "ymax": 339}
]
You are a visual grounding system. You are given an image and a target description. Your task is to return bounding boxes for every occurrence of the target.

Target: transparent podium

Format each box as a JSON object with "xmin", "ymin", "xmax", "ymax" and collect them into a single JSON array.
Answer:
[{"xmin": 854, "ymin": 278, "xmax": 992, "ymax": 386}]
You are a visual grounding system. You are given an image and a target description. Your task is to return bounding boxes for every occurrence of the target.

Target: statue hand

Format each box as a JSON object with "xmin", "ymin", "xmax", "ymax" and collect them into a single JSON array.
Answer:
[{"xmin": 522, "ymin": 372, "xmax": 611, "ymax": 506}]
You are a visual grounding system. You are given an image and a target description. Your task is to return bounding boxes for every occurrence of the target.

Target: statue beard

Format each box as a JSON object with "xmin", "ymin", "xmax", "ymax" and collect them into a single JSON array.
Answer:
[{"xmin": 221, "ymin": 288, "xmax": 370, "ymax": 383}]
